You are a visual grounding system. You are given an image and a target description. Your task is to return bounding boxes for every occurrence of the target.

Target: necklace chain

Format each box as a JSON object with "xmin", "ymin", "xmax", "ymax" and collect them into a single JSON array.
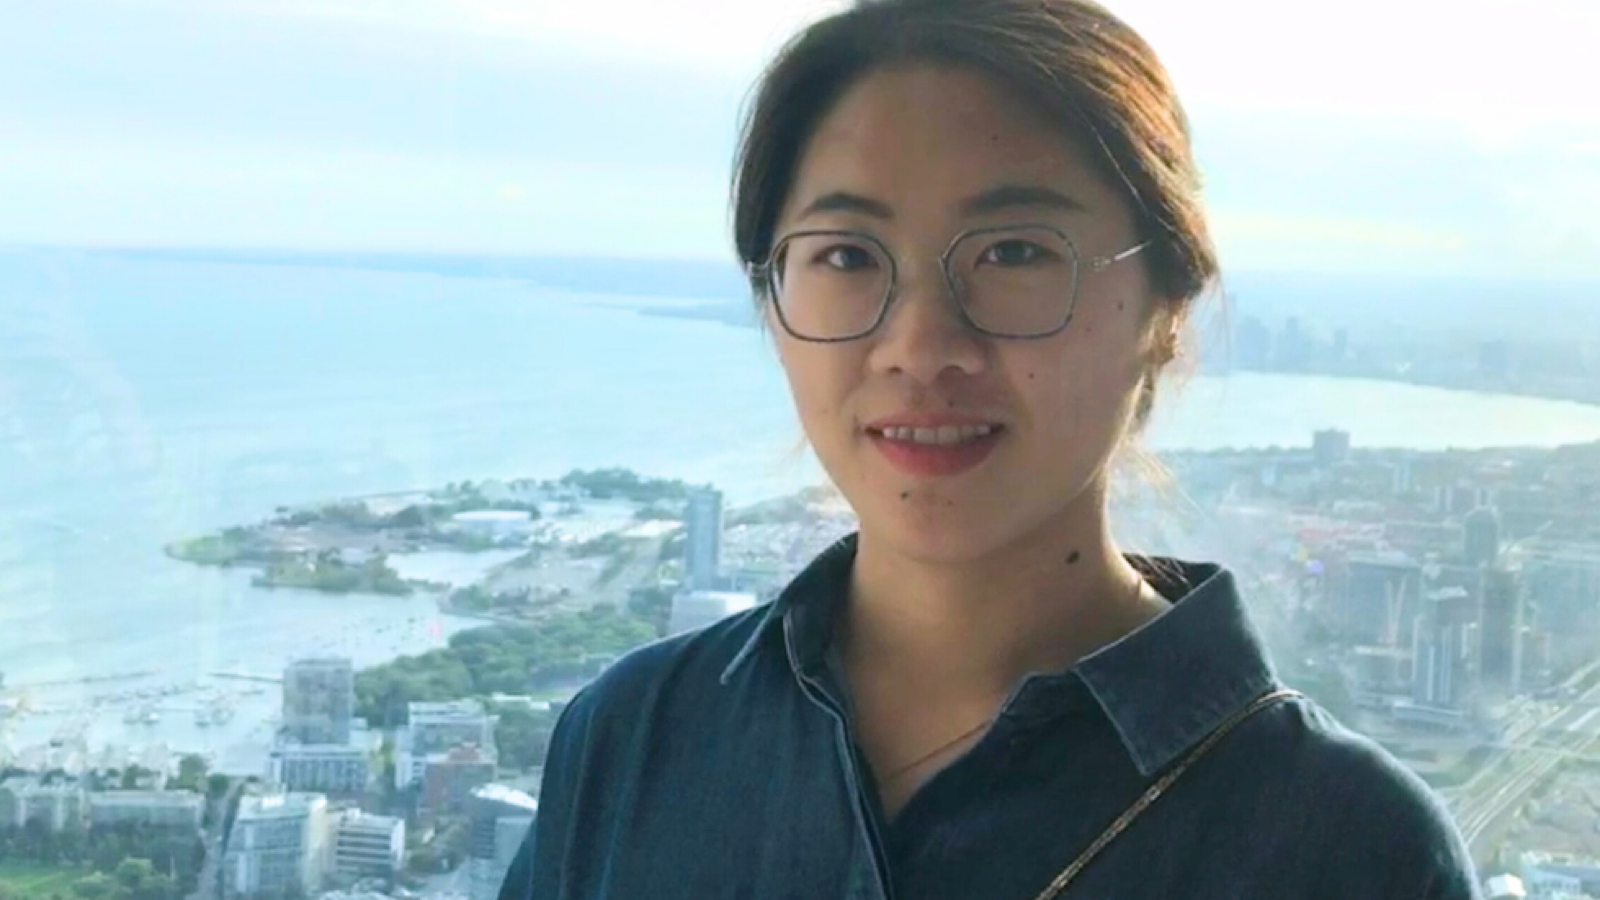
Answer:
[
  {"xmin": 877, "ymin": 576, "xmax": 1153, "ymax": 786},
  {"xmin": 880, "ymin": 716, "xmax": 994, "ymax": 784}
]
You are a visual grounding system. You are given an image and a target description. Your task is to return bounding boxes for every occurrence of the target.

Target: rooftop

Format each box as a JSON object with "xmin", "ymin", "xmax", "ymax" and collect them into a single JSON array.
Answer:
[{"xmin": 238, "ymin": 792, "xmax": 327, "ymax": 820}]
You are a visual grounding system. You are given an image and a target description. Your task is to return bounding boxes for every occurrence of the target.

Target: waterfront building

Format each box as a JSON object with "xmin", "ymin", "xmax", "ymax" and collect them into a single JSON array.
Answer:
[
  {"xmin": 270, "ymin": 743, "xmax": 372, "ymax": 796},
  {"xmin": 283, "ymin": 658, "xmax": 355, "ymax": 746},
  {"xmin": 88, "ymin": 789, "xmax": 204, "ymax": 830}
]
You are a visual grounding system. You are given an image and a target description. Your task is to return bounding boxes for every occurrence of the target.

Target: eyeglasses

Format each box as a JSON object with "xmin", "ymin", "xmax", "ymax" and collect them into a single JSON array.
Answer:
[{"xmin": 748, "ymin": 224, "xmax": 1149, "ymax": 343}]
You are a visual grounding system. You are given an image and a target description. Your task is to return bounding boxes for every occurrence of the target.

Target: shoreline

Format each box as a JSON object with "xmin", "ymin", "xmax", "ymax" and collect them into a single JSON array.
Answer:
[{"xmin": 633, "ymin": 303, "xmax": 1600, "ymax": 410}]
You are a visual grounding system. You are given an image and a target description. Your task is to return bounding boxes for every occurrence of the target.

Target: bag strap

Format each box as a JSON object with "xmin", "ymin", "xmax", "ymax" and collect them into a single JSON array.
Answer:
[{"xmin": 1031, "ymin": 688, "xmax": 1304, "ymax": 900}]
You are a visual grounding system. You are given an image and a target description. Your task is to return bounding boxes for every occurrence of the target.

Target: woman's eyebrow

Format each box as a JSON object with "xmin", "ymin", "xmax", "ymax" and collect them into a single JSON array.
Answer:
[
  {"xmin": 795, "ymin": 191, "xmax": 894, "ymax": 221},
  {"xmin": 960, "ymin": 183, "xmax": 1087, "ymax": 217}
]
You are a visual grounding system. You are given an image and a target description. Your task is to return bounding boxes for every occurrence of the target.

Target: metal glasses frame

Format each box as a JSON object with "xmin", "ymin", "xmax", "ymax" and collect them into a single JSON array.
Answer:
[{"xmin": 747, "ymin": 223, "xmax": 1149, "ymax": 343}]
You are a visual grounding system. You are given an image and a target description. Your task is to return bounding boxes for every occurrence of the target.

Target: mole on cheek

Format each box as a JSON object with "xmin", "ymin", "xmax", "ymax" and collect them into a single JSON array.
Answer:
[
  {"xmin": 900, "ymin": 491, "xmax": 911, "ymax": 501},
  {"xmin": 1066, "ymin": 550, "xmax": 1081, "ymax": 565}
]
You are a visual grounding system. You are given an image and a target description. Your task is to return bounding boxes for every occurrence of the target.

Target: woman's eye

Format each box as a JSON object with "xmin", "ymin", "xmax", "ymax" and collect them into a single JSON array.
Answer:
[
  {"xmin": 820, "ymin": 245, "xmax": 877, "ymax": 271},
  {"xmin": 981, "ymin": 240, "xmax": 1046, "ymax": 266}
]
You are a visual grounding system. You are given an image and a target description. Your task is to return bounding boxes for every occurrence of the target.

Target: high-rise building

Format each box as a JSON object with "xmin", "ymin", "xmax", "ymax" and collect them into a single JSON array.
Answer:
[
  {"xmin": 1437, "ymin": 483, "xmax": 1491, "ymax": 517},
  {"xmin": 685, "ymin": 488, "xmax": 723, "ymax": 591},
  {"xmin": 1479, "ymin": 566, "xmax": 1526, "ymax": 694},
  {"xmin": 1524, "ymin": 549, "xmax": 1600, "ymax": 641},
  {"xmin": 468, "ymin": 784, "xmax": 539, "ymax": 900},
  {"xmin": 1234, "ymin": 315, "xmax": 1272, "ymax": 370},
  {"xmin": 1518, "ymin": 628, "xmax": 1553, "ymax": 694},
  {"xmin": 282, "ymin": 658, "xmax": 354, "ymax": 746},
  {"xmin": 332, "ymin": 811, "xmax": 405, "ymax": 880},
  {"xmin": 397, "ymin": 700, "xmax": 497, "ymax": 789},
  {"xmin": 1464, "ymin": 506, "xmax": 1502, "ymax": 568},
  {"xmin": 1329, "ymin": 553, "xmax": 1421, "ymax": 646},
  {"xmin": 1412, "ymin": 588, "xmax": 1476, "ymax": 710},
  {"xmin": 223, "ymin": 793, "xmax": 331, "ymax": 900},
  {"xmin": 1312, "ymin": 429, "xmax": 1351, "ymax": 469},
  {"xmin": 1278, "ymin": 316, "xmax": 1312, "ymax": 370}
]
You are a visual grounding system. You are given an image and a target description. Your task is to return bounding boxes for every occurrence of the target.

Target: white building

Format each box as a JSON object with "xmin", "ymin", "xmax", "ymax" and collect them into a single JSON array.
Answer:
[
  {"xmin": 332, "ymin": 811, "xmax": 405, "ymax": 879},
  {"xmin": 397, "ymin": 701, "xmax": 496, "ymax": 789},
  {"xmin": 667, "ymin": 591, "xmax": 757, "ymax": 637},
  {"xmin": 88, "ymin": 790, "xmax": 205, "ymax": 830},
  {"xmin": 223, "ymin": 793, "xmax": 331, "ymax": 900},
  {"xmin": 1521, "ymin": 851, "xmax": 1600, "ymax": 898},
  {"xmin": 452, "ymin": 510, "xmax": 534, "ymax": 538},
  {"xmin": 468, "ymin": 784, "xmax": 538, "ymax": 900},
  {"xmin": 1484, "ymin": 873, "xmax": 1526, "ymax": 899},
  {"xmin": 0, "ymin": 777, "xmax": 85, "ymax": 831},
  {"xmin": 270, "ymin": 744, "xmax": 372, "ymax": 795}
]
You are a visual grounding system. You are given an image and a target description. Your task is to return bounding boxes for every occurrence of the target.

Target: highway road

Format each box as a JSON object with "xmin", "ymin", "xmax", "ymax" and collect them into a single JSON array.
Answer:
[{"xmin": 1450, "ymin": 666, "xmax": 1600, "ymax": 866}]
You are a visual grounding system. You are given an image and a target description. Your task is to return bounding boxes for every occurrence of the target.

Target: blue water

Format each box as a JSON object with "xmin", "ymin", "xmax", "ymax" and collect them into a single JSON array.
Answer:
[{"xmin": 4, "ymin": 248, "xmax": 1600, "ymax": 767}]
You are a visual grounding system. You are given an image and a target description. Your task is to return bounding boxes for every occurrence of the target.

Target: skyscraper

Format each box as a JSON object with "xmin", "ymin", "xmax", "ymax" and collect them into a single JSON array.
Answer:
[
  {"xmin": 1412, "ymin": 587, "xmax": 1476, "ymax": 710},
  {"xmin": 685, "ymin": 487, "xmax": 723, "ymax": 591},
  {"xmin": 1464, "ymin": 506, "xmax": 1502, "ymax": 568},
  {"xmin": 1331, "ymin": 552, "xmax": 1421, "ymax": 646},
  {"xmin": 282, "ymin": 658, "xmax": 354, "ymax": 746},
  {"xmin": 1479, "ymin": 565, "xmax": 1526, "ymax": 694},
  {"xmin": 1312, "ymin": 429, "xmax": 1351, "ymax": 469}
]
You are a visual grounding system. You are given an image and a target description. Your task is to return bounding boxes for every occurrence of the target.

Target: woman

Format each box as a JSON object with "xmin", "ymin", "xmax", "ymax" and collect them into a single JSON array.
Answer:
[{"xmin": 503, "ymin": 0, "xmax": 1481, "ymax": 897}]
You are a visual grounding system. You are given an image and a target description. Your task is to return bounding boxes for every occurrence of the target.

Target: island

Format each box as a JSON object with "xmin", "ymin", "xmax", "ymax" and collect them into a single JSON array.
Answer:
[{"xmin": 163, "ymin": 468, "xmax": 712, "ymax": 597}]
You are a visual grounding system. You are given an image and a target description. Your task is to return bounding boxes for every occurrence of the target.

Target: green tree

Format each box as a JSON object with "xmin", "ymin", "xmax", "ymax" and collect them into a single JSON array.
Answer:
[
  {"xmin": 206, "ymin": 773, "xmax": 230, "ymax": 798},
  {"xmin": 70, "ymin": 872, "xmax": 127, "ymax": 900},
  {"xmin": 492, "ymin": 705, "xmax": 556, "ymax": 770},
  {"xmin": 173, "ymin": 755, "xmax": 208, "ymax": 791},
  {"xmin": 58, "ymin": 826, "xmax": 88, "ymax": 865},
  {"xmin": 112, "ymin": 857, "xmax": 174, "ymax": 900}
]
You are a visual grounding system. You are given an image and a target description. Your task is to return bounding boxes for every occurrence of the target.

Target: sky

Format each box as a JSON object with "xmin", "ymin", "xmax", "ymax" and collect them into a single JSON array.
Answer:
[{"xmin": 0, "ymin": 0, "xmax": 1596, "ymax": 277}]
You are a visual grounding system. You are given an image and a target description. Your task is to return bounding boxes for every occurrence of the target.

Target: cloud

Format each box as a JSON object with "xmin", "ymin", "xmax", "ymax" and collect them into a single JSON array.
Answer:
[
  {"xmin": 222, "ymin": 0, "xmax": 845, "ymax": 70},
  {"xmin": 0, "ymin": 0, "xmax": 1594, "ymax": 276}
]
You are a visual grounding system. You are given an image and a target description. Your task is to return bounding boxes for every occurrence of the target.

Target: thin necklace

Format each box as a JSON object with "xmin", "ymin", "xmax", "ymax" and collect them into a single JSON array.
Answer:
[
  {"xmin": 878, "ymin": 575, "xmax": 1154, "ymax": 786},
  {"xmin": 880, "ymin": 716, "xmax": 994, "ymax": 784}
]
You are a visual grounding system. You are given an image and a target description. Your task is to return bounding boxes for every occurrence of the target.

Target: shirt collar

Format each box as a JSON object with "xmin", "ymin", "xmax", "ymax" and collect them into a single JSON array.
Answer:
[
  {"xmin": 720, "ymin": 534, "xmax": 853, "ymax": 685},
  {"xmin": 720, "ymin": 533, "xmax": 1281, "ymax": 777},
  {"xmin": 1074, "ymin": 559, "xmax": 1280, "ymax": 776}
]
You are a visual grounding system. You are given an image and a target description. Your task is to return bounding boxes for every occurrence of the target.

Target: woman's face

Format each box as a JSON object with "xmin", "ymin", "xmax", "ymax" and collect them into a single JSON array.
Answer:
[{"xmin": 770, "ymin": 65, "xmax": 1167, "ymax": 564}]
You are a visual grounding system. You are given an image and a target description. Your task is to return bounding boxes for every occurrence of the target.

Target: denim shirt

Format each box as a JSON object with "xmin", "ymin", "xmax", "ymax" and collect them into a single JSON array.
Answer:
[{"xmin": 501, "ymin": 535, "xmax": 1482, "ymax": 900}]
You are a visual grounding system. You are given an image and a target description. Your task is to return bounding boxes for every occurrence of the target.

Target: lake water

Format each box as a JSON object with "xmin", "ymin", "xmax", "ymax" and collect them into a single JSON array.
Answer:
[{"xmin": 4, "ymin": 248, "xmax": 1600, "ymax": 771}]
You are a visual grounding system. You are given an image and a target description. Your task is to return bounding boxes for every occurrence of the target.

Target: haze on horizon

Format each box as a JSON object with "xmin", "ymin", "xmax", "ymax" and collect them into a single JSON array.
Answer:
[{"xmin": 0, "ymin": 0, "xmax": 1596, "ymax": 283}]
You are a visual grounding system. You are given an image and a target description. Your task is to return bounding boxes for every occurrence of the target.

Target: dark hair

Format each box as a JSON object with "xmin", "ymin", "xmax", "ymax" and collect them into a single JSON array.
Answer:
[{"xmin": 732, "ymin": 0, "xmax": 1219, "ymax": 378}]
